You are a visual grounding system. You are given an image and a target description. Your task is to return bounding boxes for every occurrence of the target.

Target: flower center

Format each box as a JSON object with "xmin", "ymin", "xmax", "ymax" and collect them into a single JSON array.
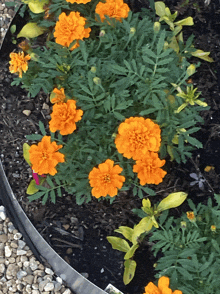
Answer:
[
  {"xmin": 103, "ymin": 174, "xmax": 111, "ymax": 183},
  {"xmin": 42, "ymin": 152, "xmax": 48, "ymax": 159}
]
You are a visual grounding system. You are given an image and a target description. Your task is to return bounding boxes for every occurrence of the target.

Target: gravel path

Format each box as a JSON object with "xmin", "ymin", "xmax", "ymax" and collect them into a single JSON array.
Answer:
[{"xmin": 0, "ymin": 2, "xmax": 73, "ymax": 294}]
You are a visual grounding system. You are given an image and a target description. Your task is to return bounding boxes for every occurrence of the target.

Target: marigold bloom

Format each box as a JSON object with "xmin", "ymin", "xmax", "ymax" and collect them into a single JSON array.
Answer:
[
  {"xmin": 9, "ymin": 51, "xmax": 31, "ymax": 78},
  {"xmin": 95, "ymin": 0, "xmax": 130, "ymax": 22},
  {"xmin": 66, "ymin": 0, "xmax": 91, "ymax": 3},
  {"xmin": 29, "ymin": 136, "xmax": 65, "ymax": 176},
  {"xmin": 115, "ymin": 117, "xmax": 161, "ymax": 160},
  {"xmin": 210, "ymin": 225, "xmax": 216, "ymax": 232},
  {"xmin": 88, "ymin": 159, "xmax": 125, "ymax": 198},
  {"xmin": 133, "ymin": 152, "xmax": 167, "ymax": 185},
  {"xmin": 54, "ymin": 11, "xmax": 91, "ymax": 50},
  {"xmin": 49, "ymin": 99, "xmax": 83, "ymax": 135},
  {"xmin": 143, "ymin": 276, "xmax": 182, "ymax": 294},
  {"xmin": 186, "ymin": 211, "xmax": 196, "ymax": 222},
  {"xmin": 51, "ymin": 87, "xmax": 66, "ymax": 104}
]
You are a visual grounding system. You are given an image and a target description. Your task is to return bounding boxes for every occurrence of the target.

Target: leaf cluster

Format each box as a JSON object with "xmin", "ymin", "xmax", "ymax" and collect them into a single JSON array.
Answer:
[{"xmin": 149, "ymin": 195, "xmax": 220, "ymax": 294}]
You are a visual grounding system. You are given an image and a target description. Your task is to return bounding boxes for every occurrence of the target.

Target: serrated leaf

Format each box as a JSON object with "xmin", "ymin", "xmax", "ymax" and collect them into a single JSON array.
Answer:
[
  {"xmin": 42, "ymin": 192, "xmax": 49, "ymax": 205},
  {"xmin": 123, "ymin": 259, "xmax": 136, "ymax": 285},
  {"xmin": 39, "ymin": 121, "xmax": 46, "ymax": 136},
  {"xmin": 26, "ymin": 134, "xmax": 43, "ymax": 140},
  {"xmin": 113, "ymin": 112, "xmax": 125, "ymax": 120},
  {"xmin": 17, "ymin": 22, "xmax": 46, "ymax": 39},
  {"xmin": 28, "ymin": 191, "xmax": 45, "ymax": 202},
  {"xmin": 107, "ymin": 236, "xmax": 130, "ymax": 253},
  {"xmin": 157, "ymin": 30, "xmax": 166, "ymax": 55}
]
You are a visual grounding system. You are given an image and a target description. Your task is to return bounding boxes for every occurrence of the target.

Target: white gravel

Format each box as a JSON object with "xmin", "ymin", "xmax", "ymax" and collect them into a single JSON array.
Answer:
[{"xmin": 0, "ymin": 205, "xmax": 73, "ymax": 293}]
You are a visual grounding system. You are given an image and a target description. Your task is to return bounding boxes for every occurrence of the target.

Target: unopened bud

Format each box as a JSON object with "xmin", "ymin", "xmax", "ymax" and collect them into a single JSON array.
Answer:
[
  {"xmin": 130, "ymin": 27, "xmax": 136, "ymax": 34},
  {"xmin": 90, "ymin": 66, "xmax": 96, "ymax": 73},
  {"xmin": 163, "ymin": 41, "xmax": 169, "ymax": 50},
  {"xmin": 99, "ymin": 30, "xmax": 105, "ymax": 37},
  {"xmin": 211, "ymin": 225, "xmax": 216, "ymax": 232},
  {"xmin": 112, "ymin": 133, "xmax": 117, "ymax": 138},
  {"xmin": 93, "ymin": 77, "xmax": 101, "ymax": 85},
  {"xmin": 180, "ymin": 221, "xmax": 187, "ymax": 229},
  {"xmin": 153, "ymin": 22, "xmax": 161, "ymax": 33},
  {"xmin": 187, "ymin": 64, "xmax": 196, "ymax": 76}
]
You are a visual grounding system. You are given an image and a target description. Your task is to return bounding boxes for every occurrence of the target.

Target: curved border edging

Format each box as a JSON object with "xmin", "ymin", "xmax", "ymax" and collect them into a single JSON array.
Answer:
[{"xmin": 0, "ymin": 160, "xmax": 107, "ymax": 294}]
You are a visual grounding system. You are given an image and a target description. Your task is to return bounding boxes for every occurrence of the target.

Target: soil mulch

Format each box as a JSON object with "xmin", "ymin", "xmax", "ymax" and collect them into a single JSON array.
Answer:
[{"xmin": 1, "ymin": 0, "xmax": 220, "ymax": 293}]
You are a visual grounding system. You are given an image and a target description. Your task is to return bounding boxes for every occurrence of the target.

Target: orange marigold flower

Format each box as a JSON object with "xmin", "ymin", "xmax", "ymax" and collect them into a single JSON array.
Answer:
[
  {"xmin": 115, "ymin": 117, "xmax": 161, "ymax": 160},
  {"xmin": 88, "ymin": 159, "xmax": 125, "ymax": 198},
  {"xmin": 95, "ymin": 0, "xmax": 130, "ymax": 22},
  {"xmin": 66, "ymin": 0, "xmax": 91, "ymax": 3},
  {"xmin": 143, "ymin": 276, "xmax": 182, "ymax": 294},
  {"xmin": 49, "ymin": 99, "xmax": 83, "ymax": 135},
  {"xmin": 29, "ymin": 136, "xmax": 65, "ymax": 176},
  {"xmin": 133, "ymin": 152, "xmax": 167, "ymax": 185},
  {"xmin": 186, "ymin": 211, "xmax": 196, "ymax": 222},
  {"xmin": 51, "ymin": 87, "xmax": 66, "ymax": 104},
  {"xmin": 9, "ymin": 51, "xmax": 31, "ymax": 78},
  {"xmin": 54, "ymin": 11, "xmax": 91, "ymax": 50}
]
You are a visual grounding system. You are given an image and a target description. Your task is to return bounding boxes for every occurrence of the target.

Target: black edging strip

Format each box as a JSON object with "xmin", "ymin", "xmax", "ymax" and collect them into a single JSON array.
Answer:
[{"xmin": 0, "ymin": 160, "xmax": 107, "ymax": 294}]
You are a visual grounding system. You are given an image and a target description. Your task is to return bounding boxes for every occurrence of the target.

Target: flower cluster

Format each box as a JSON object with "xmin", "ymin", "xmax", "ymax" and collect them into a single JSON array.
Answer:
[
  {"xmin": 95, "ymin": 0, "xmax": 130, "ymax": 22},
  {"xmin": 9, "ymin": 51, "xmax": 31, "ymax": 78},
  {"xmin": 115, "ymin": 117, "xmax": 167, "ymax": 185},
  {"xmin": 143, "ymin": 276, "xmax": 182, "ymax": 294}
]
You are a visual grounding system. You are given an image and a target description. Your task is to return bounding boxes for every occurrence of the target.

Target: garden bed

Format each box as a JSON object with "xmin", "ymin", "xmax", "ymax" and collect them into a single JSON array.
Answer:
[{"xmin": 0, "ymin": 0, "xmax": 220, "ymax": 293}]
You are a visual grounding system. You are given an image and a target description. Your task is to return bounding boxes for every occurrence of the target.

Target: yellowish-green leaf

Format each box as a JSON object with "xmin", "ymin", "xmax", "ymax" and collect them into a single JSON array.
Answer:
[
  {"xmin": 132, "ymin": 217, "xmax": 153, "ymax": 244},
  {"xmin": 165, "ymin": 7, "xmax": 171, "ymax": 17},
  {"xmin": 190, "ymin": 50, "xmax": 214, "ymax": 62},
  {"xmin": 167, "ymin": 145, "xmax": 175, "ymax": 161},
  {"xmin": 26, "ymin": 180, "xmax": 39, "ymax": 195},
  {"xmin": 157, "ymin": 192, "xmax": 187, "ymax": 212},
  {"xmin": 114, "ymin": 226, "xmax": 134, "ymax": 243},
  {"xmin": 23, "ymin": 143, "xmax": 31, "ymax": 166},
  {"xmin": 176, "ymin": 31, "xmax": 183, "ymax": 42},
  {"xmin": 155, "ymin": 1, "xmax": 166, "ymax": 17},
  {"xmin": 124, "ymin": 244, "xmax": 139, "ymax": 260},
  {"xmin": 17, "ymin": 23, "xmax": 46, "ymax": 39},
  {"xmin": 174, "ymin": 17, "xmax": 194, "ymax": 26},
  {"xmin": 168, "ymin": 36, "xmax": 179, "ymax": 53},
  {"xmin": 195, "ymin": 100, "xmax": 208, "ymax": 107},
  {"xmin": 187, "ymin": 64, "xmax": 196, "ymax": 76},
  {"xmin": 160, "ymin": 15, "xmax": 174, "ymax": 30},
  {"xmin": 123, "ymin": 259, "xmax": 136, "ymax": 285},
  {"xmin": 142, "ymin": 198, "xmax": 151, "ymax": 208},
  {"xmin": 50, "ymin": 91, "xmax": 56, "ymax": 103},
  {"xmin": 107, "ymin": 236, "xmax": 130, "ymax": 253},
  {"xmin": 28, "ymin": 0, "xmax": 49, "ymax": 13}
]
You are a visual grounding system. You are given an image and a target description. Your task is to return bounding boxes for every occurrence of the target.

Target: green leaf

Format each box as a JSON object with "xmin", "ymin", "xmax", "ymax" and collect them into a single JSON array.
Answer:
[
  {"xmin": 28, "ymin": 191, "xmax": 46, "ymax": 202},
  {"xmin": 10, "ymin": 24, "xmax": 16, "ymax": 34},
  {"xmin": 42, "ymin": 192, "xmax": 49, "ymax": 205},
  {"xmin": 23, "ymin": 143, "xmax": 31, "ymax": 166},
  {"xmin": 114, "ymin": 226, "xmax": 134, "ymax": 243},
  {"xmin": 17, "ymin": 22, "xmax": 46, "ymax": 39},
  {"xmin": 157, "ymin": 57, "xmax": 174, "ymax": 66},
  {"xmin": 142, "ymin": 56, "xmax": 155, "ymax": 65},
  {"xmin": 123, "ymin": 259, "xmax": 136, "ymax": 285},
  {"xmin": 107, "ymin": 236, "xmax": 130, "ymax": 253},
  {"xmin": 39, "ymin": 121, "xmax": 46, "ymax": 136},
  {"xmin": 186, "ymin": 136, "xmax": 203, "ymax": 148},
  {"xmin": 50, "ymin": 190, "xmax": 56, "ymax": 204},
  {"xmin": 26, "ymin": 180, "xmax": 39, "ymax": 195},
  {"xmin": 113, "ymin": 112, "xmax": 125, "ymax": 121},
  {"xmin": 46, "ymin": 176, "xmax": 55, "ymax": 188},
  {"xmin": 142, "ymin": 47, "xmax": 157, "ymax": 59},
  {"xmin": 124, "ymin": 244, "xmax": 139, "ymax": 260},
  {"xmin": 26, "ymin": 134, "xmax": 43, "ymax": 141},
  {"xmin": 157, "ymin": 30, "xmax": 166, "ymax": 55}
]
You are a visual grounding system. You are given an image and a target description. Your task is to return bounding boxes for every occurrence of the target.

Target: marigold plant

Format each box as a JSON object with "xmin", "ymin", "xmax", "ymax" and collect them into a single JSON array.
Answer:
[
  {"xmin": 95, "ymin": 0, "xmax": 130, "ymax": 22},
  {"xmin": 9, "ymin": 51, "xmax": 31, "ymax": 78},
  {"xmin": 49, "ymin": 100, "xmax": 83, "ymax": 135},
  {"xmin": 88, "ymin": 159, "xmax": 125, "ymax": 198},
  {"xmin": 29, "ymin": 136, "xmax": 65, "ymax": 176},
  {"xmin": 54, "ymin": 11, "xmax": 91, "ymax": 50}
]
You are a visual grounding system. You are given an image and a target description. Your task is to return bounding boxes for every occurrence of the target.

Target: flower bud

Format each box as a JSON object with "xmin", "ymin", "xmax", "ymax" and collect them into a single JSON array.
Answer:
[
  {"xmin": 99, "ymin": 30, "xmax": 105, "ymax": 37},
  {"xmin": 186, "ymin": 211, "xmax": 196, "ymax": 223},
  {"xmin": 163, "ymin": 41, "xmax": 169, "ymax": 50},
  {"xmin": 93, "ymin": 77, "xmax": 101, "ymax": 85},
  {"xmin": 112, "ymin": 133, "xmax": 117, "ymax": 138},
  {"xmin": 180, "ymin": 221, "xmax": 187, "ymax": 229},
  {"xmin": 130, "ymin": 27, "xmax": 136, "ymax": 34},
  {"xmin": 187, "ymin": 64, "xmax": 196, "ymax": 76},
  {"xmin": 153, "ymin": 22, "xmax": 161, "ymax": 33},
  {"xmin": 90, "ymin": 66, "xmax": 97, "ymax": 73},
  {"xmin": 211, "ymin": 225, "xmax": 216, "ymax": 232}
]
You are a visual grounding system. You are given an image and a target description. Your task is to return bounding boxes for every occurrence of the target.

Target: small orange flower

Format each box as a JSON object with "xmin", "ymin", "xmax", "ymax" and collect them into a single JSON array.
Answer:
[
  {"xmin": 51, "ymin": 88, "xmax": 66, "ymax": 104},
  {"xmin": 115, "ymin": 117, "xmax": 161, "ymax": 160},
  {"xmin": 54, "ymin": 11, "xmax": 91, "ymax": 50},
  {"xmin": 49, "ymin": 99, "xmax": 83, "ymax": 135},
  {"xmin": 88, "ymin": 159, "xmax": 125, "ymax": 198},
  {"xmin": 133, "ymin": 152, "xmax": 167, "ymax": 185},
  {"xmin": 66, "ymin": 0, "xmax": 91, "ymax": 3},
  {"xmin": 95, "ymin": 0, "xmax": 130, "ymax": 22},
  {"xmin": 210, "ymin": 225, "xmax": 216, "ymax": 232},
  {"xmin": 186, "ymin": 211, "xmax": 196, "ymax": 222},
  {"xmin": 9, "ymin": 51, "xmax": 31, "ymax": 78},
  {"xmin": 29, "ymin": 136, "xmax": 65, "ymax": 176},
  {"xmin": 143, "ymin": 276, "xmax": 182, "ymax": 294}
]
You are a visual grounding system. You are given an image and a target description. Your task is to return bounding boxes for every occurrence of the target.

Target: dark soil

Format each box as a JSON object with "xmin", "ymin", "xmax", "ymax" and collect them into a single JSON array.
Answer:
[{"xmin": 1, "ymin": 0, "xmax": 220, "ymax": 293}]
